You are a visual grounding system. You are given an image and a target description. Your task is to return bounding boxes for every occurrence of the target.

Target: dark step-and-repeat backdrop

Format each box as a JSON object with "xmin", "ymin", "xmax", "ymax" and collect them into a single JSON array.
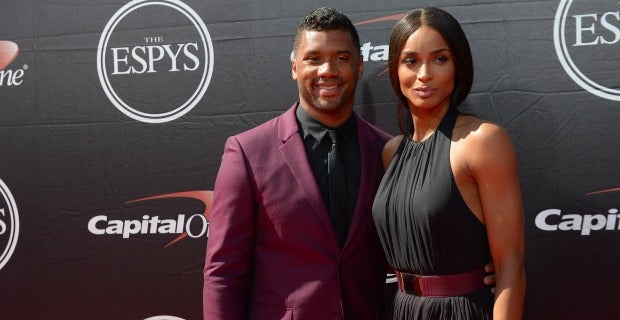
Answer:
[{"xmin": 1, "ymin": 0, "xmax": 618, "ymax": 319}]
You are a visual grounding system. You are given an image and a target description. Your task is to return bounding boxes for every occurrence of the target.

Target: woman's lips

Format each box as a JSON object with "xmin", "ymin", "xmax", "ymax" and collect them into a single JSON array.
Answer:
[{"xmin": 415, "ymin": 87, "xmax": 435, "ymax": 98}]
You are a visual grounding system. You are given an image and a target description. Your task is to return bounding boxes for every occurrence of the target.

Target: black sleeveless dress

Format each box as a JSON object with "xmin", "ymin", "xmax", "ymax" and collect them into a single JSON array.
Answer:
[{"xmin": 372, "ymin": 108, "xmax": 493, "ymax": 319}]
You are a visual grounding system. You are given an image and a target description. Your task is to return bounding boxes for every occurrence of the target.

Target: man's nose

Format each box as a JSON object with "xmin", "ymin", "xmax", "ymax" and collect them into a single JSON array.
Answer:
[{"xmin": 318, "ymin": 60, "xmax": 337, "ymax": 76}]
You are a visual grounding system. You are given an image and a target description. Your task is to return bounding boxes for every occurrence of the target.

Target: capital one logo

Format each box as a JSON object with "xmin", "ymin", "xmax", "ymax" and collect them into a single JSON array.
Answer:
[
  {"xmin": 88, "ymin": 190, "xmax": 212, "ymax": 247},
  {"xmin": 97, "ymin": 0, "xmax": 214, "ymax": 123},
  {"xmin": 0, "ymin": 40, "xmax": 27, "ymax": 87},
  {"xmin": 535, "ymin": 187, "xmax": 620, "ymax": 235},
  {"xmin": 554, "ymin": 0, "xmax": 620, "ymax": 101},
  {"xmin": 0, "ymin": 178, "xmax": 19, "ymax": 271}
]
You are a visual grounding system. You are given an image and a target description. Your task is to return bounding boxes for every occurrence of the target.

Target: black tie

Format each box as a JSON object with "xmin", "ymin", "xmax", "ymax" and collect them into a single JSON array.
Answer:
[{"xmin": 327, "ymin": 129, "xmax": 348, "ymax": 248}]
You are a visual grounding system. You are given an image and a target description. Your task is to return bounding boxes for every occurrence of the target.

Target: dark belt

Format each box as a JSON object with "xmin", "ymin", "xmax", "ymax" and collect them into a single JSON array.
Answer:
[{"xmin": 394, "ymin": 267, "xmax": 486, "ymax": 297}]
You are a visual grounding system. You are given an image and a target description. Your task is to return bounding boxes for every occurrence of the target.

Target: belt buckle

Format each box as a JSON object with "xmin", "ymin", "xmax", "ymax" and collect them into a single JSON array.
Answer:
[
  {"xmin": 413, "ymin": 275, "xmax": 423, "ymax": 295},
  {"xmin": 401, "ymin": 272, "xmax": 423, "ymax": 295}
]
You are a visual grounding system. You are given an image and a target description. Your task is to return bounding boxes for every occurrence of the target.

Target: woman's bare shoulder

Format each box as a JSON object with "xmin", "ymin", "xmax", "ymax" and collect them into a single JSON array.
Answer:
[
  {"xmin": 381, "ymin": 135, "xmax": 405, "ymax": 169},
  {"xmin": 454, "ymin": 114, "xmax": 510, "ymax": 145}
]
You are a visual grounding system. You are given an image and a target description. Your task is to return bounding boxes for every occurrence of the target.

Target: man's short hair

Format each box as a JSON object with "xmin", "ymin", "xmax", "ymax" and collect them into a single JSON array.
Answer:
[{"xmin": 293, "ymin": 7, "xmax": 361, "ymax": 55}]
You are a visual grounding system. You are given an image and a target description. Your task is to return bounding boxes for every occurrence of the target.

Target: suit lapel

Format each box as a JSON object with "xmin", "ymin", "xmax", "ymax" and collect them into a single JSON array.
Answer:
[
  {"xmin": 277, "ymin": 105, "xmax": 386, "ymax": 251},
  {"xmin": 278, "ymin": 104, "xmax": 335, "ymax": 237},
  {"xmin": 346, "ymin": 116, "xmax": 382, "ymax": 246}
]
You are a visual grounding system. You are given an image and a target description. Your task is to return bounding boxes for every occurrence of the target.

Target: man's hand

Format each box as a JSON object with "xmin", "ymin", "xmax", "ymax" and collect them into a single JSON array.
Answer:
[{"xmin": 483, "ymin": 262, "xmax": 496, "ymax": 294}]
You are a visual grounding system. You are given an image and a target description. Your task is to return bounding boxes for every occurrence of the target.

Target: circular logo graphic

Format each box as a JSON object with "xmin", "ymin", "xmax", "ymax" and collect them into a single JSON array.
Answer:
[
  {"xmin": 0, "ymin": 178, "xmax": 19, "ymax": 271},
  {"xmin": 97, "ymin": 0, "xmax": 214, "ymax": 123},
  {"xmin": 554, "ymin": 0, "xmax": 620, "ymax": 101}
]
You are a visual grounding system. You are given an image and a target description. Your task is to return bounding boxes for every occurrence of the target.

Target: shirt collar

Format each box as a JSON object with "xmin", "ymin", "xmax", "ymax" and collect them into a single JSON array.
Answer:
[{"xmin": 296, "ymin": 104, "xmax": 357, "ymax": 144}]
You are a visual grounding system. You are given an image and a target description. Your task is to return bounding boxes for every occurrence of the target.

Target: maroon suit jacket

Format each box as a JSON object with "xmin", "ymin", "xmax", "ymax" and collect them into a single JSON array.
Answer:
[{"xmin": 203, "ymin": 103, "xmax": 391, "ymax": 320}]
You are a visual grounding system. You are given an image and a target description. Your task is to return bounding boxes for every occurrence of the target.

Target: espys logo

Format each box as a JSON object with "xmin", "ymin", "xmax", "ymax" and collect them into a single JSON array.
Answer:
[
  {"xmin": 0, "ymin": 178, "xmax": 19, "ymax": 271},
  {"xmin": 88, "ymin": 190, "xmax": 212, "ymax": 247},
  {"xmin": 97, "ymin": 0, "xmax": 214, "ymax": 123},
  {"xmin": 554, "ymin": 0, "xmax": 620, "ymax": 101},
  {"xmin": 535, "ymin": 187, "xmax": 620, "ymax": 235},
  {"xmin": 0, "ymin": 40, "xmax": 27, "ymax": 87}
]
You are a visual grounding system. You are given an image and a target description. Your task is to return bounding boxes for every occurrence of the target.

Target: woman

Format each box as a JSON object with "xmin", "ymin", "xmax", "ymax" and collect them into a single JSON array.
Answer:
[{"xmin": 372, "ymin": 7, "xmax": 526, "ymax": 319}]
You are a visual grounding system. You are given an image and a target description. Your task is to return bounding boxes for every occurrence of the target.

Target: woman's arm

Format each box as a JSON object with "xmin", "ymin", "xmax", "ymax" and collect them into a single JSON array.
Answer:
[{"xmin": 469, "ymin": 123, "xmax": 526, "ymax": 320}]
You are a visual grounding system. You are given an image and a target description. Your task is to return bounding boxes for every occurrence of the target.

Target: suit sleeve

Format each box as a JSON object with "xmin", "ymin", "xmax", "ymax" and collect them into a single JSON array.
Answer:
[{"xmin": 203, "ymin": 136, "xmax": 256, "ymax": 320}]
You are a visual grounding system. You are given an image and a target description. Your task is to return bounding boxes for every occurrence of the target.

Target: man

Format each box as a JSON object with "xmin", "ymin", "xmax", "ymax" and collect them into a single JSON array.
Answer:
[{"xmin": 203, "ymin": 7, "xmax": 391, "ymax": 320}]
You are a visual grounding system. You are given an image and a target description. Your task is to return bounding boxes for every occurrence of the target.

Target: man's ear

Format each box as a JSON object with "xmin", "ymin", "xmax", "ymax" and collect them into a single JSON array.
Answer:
[
  {"xmin": 358, "ymin": 54, "xmax": 364, "ymax": 78},
  {"xmin": 291, "ymin": 57, "xmax": 298, "ymax": 80}
]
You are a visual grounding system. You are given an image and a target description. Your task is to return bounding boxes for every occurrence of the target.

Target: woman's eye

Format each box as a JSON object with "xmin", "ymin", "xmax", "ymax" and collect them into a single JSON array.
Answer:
[{"xmin": 435, "ymin": 56, "xmax": 449, "ymax": 63}]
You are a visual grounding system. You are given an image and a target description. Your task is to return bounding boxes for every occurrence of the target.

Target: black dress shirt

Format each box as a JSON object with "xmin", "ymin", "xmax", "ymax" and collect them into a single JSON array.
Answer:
[{"xmin": 296, "ymin": 105, "xmax": 361, "ymax": 230}]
